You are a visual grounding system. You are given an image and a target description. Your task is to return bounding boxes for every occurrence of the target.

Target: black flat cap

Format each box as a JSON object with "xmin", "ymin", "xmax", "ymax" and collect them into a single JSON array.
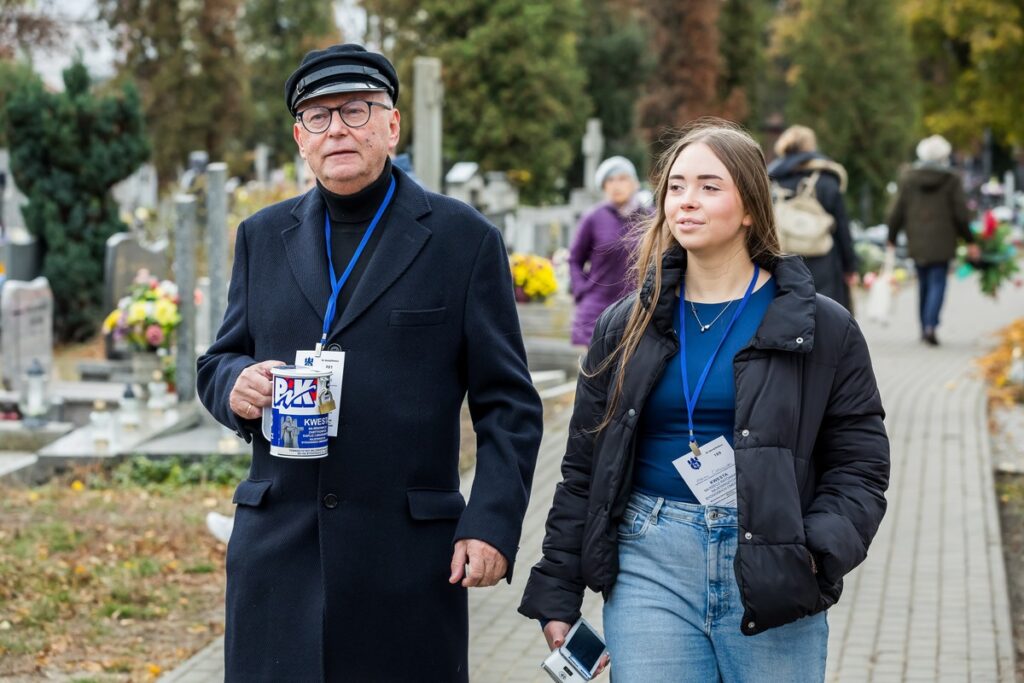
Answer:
[{"xmin": 285, "ymin": 44, "xmax": 399, "ymax": 116}]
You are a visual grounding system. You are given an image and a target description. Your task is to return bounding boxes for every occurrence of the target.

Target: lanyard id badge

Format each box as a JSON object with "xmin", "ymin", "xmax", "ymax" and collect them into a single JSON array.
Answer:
[
  {"xmin": 294, "ymin": 350, "xmax": 344, "ymax": 437},
  {"xmin": 672, "ymin": 435, "xmax": 737, "ymax": 507}
]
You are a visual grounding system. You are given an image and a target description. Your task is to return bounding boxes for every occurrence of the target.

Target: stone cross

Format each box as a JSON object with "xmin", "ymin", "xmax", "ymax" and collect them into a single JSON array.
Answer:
[
  {"xmin": 206, "ymin": 162, "xmax": 228, "ymax": 338},
  {"xmin": 582, "ymin": 118, "xmax": 604, "ymax": 192},
  {"xmin": 0, "ymin": 276, "xmax": 53, "ymax": 392},
  {"xmin": 413, "ymin": 57, "xmax": 444, "ymax": 193},
  {"xmin": 174, "ymin": 195, "xmax": 197, "ymax": 402}
]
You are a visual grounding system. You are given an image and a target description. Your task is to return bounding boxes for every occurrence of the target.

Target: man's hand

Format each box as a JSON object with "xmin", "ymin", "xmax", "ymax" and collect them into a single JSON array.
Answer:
[
  {"xmin": 967, "ymin": 243, "xmax": 981, "ymax": 262},
  {"xmin": 449, "ymin": 539, "xmax": 507, "ymax": 587},
  {"xmin": 543, "ymin": 621, "xmax": 610, "ymax": 676},
  {"xmin": 229, "ymin": 360, "xmax": 285, "ymax": 420},
  {"xmin": 845, "ymin": 272, "xmax": 859, "ymax": 288}
]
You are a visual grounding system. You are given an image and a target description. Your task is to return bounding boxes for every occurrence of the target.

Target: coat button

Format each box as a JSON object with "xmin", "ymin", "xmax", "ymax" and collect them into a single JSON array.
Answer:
[
  {"xmin": 741, "ymin": 429, "xmax": 750, "ymax": 437},
  {"xmin": 744, "ymin": 531, "xmax": 752, "ymax": 540},
  {"xmin": 628, "ymin": 408, "xmax": 636, "ymax": 417},
  {"xmin": 323, "ymin": 493, "xmax": 339, "ymax": 509},
  {"xmin": 795, "ymin": 337, "xmax": 804, "ymax": 344},
  {"xmin": 747, "ymin": 621, "xmax": 756, "ymax": 630},
  {"xmin": 326, "ymin": 343, "xmax": 342, "ymax": 352}
]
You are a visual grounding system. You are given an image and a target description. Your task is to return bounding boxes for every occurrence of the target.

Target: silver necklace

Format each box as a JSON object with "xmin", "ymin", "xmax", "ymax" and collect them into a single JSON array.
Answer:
[{"xmin": 690, "ymin": 299, "xmax": 734, "ymax": 333}]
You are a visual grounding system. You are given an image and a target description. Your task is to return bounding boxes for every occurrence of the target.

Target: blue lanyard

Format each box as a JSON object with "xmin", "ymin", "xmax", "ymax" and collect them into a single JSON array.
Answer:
[
  {"xmin": 678, "ymin": 265, "xmax": 760, "ymax": 456},
  {"xmin": 317, "ymin": 175, "xmax": 396, "ymax": 355}
]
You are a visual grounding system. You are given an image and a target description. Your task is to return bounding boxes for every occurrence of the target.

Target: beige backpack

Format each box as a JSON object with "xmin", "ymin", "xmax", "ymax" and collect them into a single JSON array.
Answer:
[{"xmin": 772, "ymin": 171, "xmax": 835, "ymax": 257}]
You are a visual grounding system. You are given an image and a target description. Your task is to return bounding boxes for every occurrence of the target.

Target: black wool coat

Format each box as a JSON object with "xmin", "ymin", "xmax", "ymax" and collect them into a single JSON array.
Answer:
[
  {"xmin": 197, "ymin": 167, "xmax": 543, "ymax": 682},
  {"xmin": 519, "ymin": 249, "xmax": 889, "ymax": 636}
]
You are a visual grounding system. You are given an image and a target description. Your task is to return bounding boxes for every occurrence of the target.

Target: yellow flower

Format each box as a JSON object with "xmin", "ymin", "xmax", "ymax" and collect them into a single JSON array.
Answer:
[
  {"xmin": 153, "ymin": 298, "xmax": 178, "ymax": 327},
  {"xmin": 70, "ymin": 480, "xmax": 85, "ymax": 492},
  {"xmin": 102, "ymin": 310, "xmax": 122, "ymax": 333},
  {"xmin": 126, "ymin": 302, "xmax": 147, "ymax": 325}
]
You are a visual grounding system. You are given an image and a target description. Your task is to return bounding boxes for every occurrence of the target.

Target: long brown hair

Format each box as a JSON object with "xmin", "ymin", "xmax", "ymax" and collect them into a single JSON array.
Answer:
[{"xmin": 589, "ymin": 118, "xmax": 781, "ymax": 431}]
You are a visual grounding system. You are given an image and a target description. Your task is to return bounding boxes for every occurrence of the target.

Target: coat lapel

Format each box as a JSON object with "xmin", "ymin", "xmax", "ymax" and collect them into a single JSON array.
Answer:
[
  {"xmin": 329, "ymin": 170, "xmax": 432, "ymax": 338},
  {"xmin": 281, "ymin": 189, "xmax": 333, "ymax": 324}
]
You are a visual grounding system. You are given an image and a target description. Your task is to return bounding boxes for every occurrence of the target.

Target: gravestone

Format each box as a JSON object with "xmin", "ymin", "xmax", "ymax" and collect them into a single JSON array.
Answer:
[
  {"xmin": 0, "ymin": 149, "xmax": 27, "ymax": 232},
  {"xmin": 206, "ymin": 162, "xmax": 228, "ymax": 333},
  {"xmin": 582, "ymin": 118, "xmax": 604, "ymax": 193},
  {"xmin": 1, "ymin": 225, "xmax": 42, "ymax": 282},
  {"xmin": 103, "ymin": 233, "xmax": 170, "ymax": 314},
  {"xmin": 254, "ymin": 144, "xmax": 270, "ymax": 186},
  {"xmin": 0, "ymin": 277, "xmax": 53, "ymax": 392},
  {"xmin": 195, "ymin": 276, "xmax": 212, "ymax": 353},
  {"xmin": 414, "ymin": 57, "xmax": 443, "ymax": 193},
  {"xmin": 446, "ymin": 162, "xmax": 484, "ymax": 207},
  {"xmin": 174, "ymin": 195, "xmax": 197, "ymax": 402},
  {"xmin": 111, "ymin": 163, "xmax": 158, "ymax": 215}
]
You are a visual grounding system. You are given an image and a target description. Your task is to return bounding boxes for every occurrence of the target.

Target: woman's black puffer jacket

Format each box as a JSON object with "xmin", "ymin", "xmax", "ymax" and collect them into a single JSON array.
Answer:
[{"xmin": 519, "ymin": 248, "xmax": 889, "ymax": 636}]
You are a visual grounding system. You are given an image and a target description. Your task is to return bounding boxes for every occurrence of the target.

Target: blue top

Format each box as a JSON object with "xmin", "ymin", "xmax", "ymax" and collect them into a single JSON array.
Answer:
[{"xmin": 633, "ymin": 277, "xmax": 777, "ymax": 503}]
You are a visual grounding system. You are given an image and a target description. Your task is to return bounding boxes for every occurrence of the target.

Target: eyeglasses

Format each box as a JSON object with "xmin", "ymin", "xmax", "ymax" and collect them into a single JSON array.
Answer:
[{"xmin": 296, "ymin": 100, "xmax": 392, "ymax": 134}]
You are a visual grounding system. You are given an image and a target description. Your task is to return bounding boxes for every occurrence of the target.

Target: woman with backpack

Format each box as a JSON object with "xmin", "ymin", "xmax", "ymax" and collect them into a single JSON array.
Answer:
[
  {"xmin": 519, "ymin": 119, "xmax": 890, "ymax": 682},
  {"xmin": 768, "ymin": 125, "xmax": 858, "ymax": 312}
]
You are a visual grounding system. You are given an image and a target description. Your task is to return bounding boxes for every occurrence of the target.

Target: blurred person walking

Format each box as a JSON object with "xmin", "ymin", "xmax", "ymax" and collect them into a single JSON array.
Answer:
[
  {"xmin": 520, "ymin": 119, "xmax": 889, "ymax": 682},
  {"xmin": 569, "ymin": 156, "xmax": 643, "ymax": 345},
  {"xmin": 768, "ymin": 125, "xmax": 858, "ymax": 312},
  {"xmin": 887, "ymin": 134, "xmax": 980, "ymax": 346}
]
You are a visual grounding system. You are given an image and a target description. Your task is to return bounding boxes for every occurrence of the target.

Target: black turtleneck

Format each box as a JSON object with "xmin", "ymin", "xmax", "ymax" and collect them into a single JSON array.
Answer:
[{"xmin": 317, "ymin": 157, "xmax": 394, "ymax": 315}]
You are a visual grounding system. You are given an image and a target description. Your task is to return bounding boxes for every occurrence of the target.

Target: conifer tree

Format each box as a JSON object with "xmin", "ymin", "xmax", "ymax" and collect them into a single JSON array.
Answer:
[
  {"xmin": 364, "ymin": 0, "xmax": 591, "ymax": 204},
  {"xmin": 5, "ymin": 62, "xmax": 150, "ymax": 341}
]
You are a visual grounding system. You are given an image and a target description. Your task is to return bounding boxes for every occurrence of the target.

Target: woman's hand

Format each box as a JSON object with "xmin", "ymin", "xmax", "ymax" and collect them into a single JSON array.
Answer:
[{"xmin": 543, "ymin": 620, "xmax": 611, "ymax": 677}]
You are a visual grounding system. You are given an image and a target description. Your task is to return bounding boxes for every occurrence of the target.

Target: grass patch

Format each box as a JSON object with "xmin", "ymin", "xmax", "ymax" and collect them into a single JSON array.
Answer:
[{"xmin": 0, "ymin": 456, "xmax": 235, "ymax": 679}]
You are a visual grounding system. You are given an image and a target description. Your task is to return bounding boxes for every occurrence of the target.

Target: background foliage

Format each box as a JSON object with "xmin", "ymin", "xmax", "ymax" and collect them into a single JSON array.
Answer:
[{"xmin": 5, "ymin": 62, "xmax": 150, "ymax": 342}]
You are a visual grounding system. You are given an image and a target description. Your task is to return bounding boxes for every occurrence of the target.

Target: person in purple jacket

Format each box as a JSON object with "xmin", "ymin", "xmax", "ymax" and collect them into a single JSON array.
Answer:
[{"xmin": 570, "ymin": 156, "xmax": 642, "ymax": 345}]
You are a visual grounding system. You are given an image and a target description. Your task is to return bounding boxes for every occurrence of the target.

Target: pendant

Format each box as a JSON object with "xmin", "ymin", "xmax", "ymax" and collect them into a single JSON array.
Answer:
[
  {"xmin": 690, "ymin": 440, "xmax": 701, "ymax": 457},
  {"xmin": 700, "ymin": 324, "xmax": 710, "ymax": 333}
]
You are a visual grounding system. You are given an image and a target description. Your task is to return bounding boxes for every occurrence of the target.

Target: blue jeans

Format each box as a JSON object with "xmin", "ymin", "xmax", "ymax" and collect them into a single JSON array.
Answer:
[
  {"xmin": 603, "ymin": 493, "xmax": 828, "ymax": 682},
  {"xmin": 915, "ymin": 261, "xmax": 949, "ymax": 333}
]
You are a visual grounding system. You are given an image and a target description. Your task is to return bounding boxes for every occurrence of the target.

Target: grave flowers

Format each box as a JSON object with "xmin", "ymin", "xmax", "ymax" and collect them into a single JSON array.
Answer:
[
  {"xmin": 102, "ymin": 269, "xmax": 185, "ymax": 353},
  {"xmin": 510, "ymin": 253, "xmax": 558, "ymax": 303},
  {"xmin": 956, "ymin": 208, "xmax": 1021, "ymax": 297}
]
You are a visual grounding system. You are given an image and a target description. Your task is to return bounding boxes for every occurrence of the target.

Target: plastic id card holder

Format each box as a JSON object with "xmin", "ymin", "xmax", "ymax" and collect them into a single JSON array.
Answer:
[{"xmin": 541, "ymin": 618, "xmax": 607, "ymax": 682}]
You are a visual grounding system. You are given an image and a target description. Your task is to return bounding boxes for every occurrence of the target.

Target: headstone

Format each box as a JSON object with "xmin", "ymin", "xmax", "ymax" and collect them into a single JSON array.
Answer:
[
  {"xmin": 510, "ymin": 206, "xmax": 576, "ymax": 257},
  {"xmin": 445, "ymin": 162, "xmax": 484, "ymax": 207},
  {"xmin": 1, "ymin": 225, "xmax": 42, "ymax": 282},
  {"xmin": 206, "ymin": 162, "xmax": 228, "ymax": 333},
  {"xmin": 111, "ymin": 163, "xmax": 158, "ymax": 215},
  {"xmin": 254, "ymin": 144, "xmax": 270, "ymax": 186},
  {"xmin": 582, "ymin": 118, "xmax": 605, "ymax": 193},
  {"xmin": 0, "ymin": 149, "xmax": 27, "ymax": 233},
  {"xmin": 413, "ymin": 57, "xmax": 443, "ymax": 193},
  {"xmin": 195, "ymin": 276, "xmax": 212, "ymax": 353},
  {"xmin": 174, "ymin": 195, "xmax": 197, "ymax": 402},
  {"xmin": 1005, "ymin": 170, "xmax": 1016, "ymax": 210},
  {"xmin": 103, "ymin": 233, "xmax": 170, "ymax": 314},
  {"xmin": 0, "ymin": 277, "xmax": 53, "ymax": 392}
]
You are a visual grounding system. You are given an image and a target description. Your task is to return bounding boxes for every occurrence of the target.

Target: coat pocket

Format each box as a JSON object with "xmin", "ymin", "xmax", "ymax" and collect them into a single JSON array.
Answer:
[
  {"xmin": 232, "ymin": 479, "xmax": 272, "ymax": 507},
  {"xmin": 407, "ymin": 488, "xmax": 466, "ymax": 520},
  {"xmin": 390, "ymin": 307, "xmax": 447, "ymax": 327}
]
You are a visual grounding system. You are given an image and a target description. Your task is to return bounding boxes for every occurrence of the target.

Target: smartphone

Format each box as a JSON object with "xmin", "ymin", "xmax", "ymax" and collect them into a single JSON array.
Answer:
[{"xmin": 541, "ymin": 618, "xmax": 608, "ymax": 681}]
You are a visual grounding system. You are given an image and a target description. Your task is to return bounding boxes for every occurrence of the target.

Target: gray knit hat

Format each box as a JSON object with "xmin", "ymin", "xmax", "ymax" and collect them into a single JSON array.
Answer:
[{"xmin": 594, "ymin": 156, "xmax": 638, "ymax": 189}]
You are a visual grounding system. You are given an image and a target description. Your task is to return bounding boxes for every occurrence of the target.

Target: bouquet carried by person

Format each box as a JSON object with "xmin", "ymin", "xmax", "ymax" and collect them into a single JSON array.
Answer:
[{"xmin": 956, "ymin": 208, "xmax": 1021, "ymax": 297}]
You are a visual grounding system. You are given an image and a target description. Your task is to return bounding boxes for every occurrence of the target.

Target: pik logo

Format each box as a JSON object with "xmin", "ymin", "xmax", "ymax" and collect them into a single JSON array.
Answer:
[
  {"xmin": 274, "ymin": 377, "xmax": 318, "ymax": 408},
  {"xmin": 303, "ymin": 357, "xmax": 315, "ymax": 367},
  {"xmin": 687, "ymin": 456, "xmax": 701, "ymax": 470}
]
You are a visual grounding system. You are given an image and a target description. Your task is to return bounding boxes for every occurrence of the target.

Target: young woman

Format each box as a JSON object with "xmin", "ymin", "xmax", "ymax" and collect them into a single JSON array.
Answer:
[{"xmin": 519, "ymin": 119, "xmax": 890, "ymax": 682}]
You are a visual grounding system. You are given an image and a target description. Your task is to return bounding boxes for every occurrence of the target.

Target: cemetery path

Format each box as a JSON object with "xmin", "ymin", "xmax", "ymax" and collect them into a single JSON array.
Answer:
[{"xmin": 161, "ymin": 273, "xmax": 1021, "ymax": 683}]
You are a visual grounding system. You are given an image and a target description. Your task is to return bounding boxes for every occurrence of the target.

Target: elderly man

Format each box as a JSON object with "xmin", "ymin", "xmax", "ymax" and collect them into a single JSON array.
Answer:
[{"xmin": 197, "ymin": 44, "xmax": 543, "ymax": 682}]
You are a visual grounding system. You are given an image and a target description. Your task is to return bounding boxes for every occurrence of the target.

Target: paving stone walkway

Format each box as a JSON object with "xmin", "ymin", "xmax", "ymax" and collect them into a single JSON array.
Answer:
[{"xmin": 162, "ymin": 273, "xmax": 1020, "ymax": 682}]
